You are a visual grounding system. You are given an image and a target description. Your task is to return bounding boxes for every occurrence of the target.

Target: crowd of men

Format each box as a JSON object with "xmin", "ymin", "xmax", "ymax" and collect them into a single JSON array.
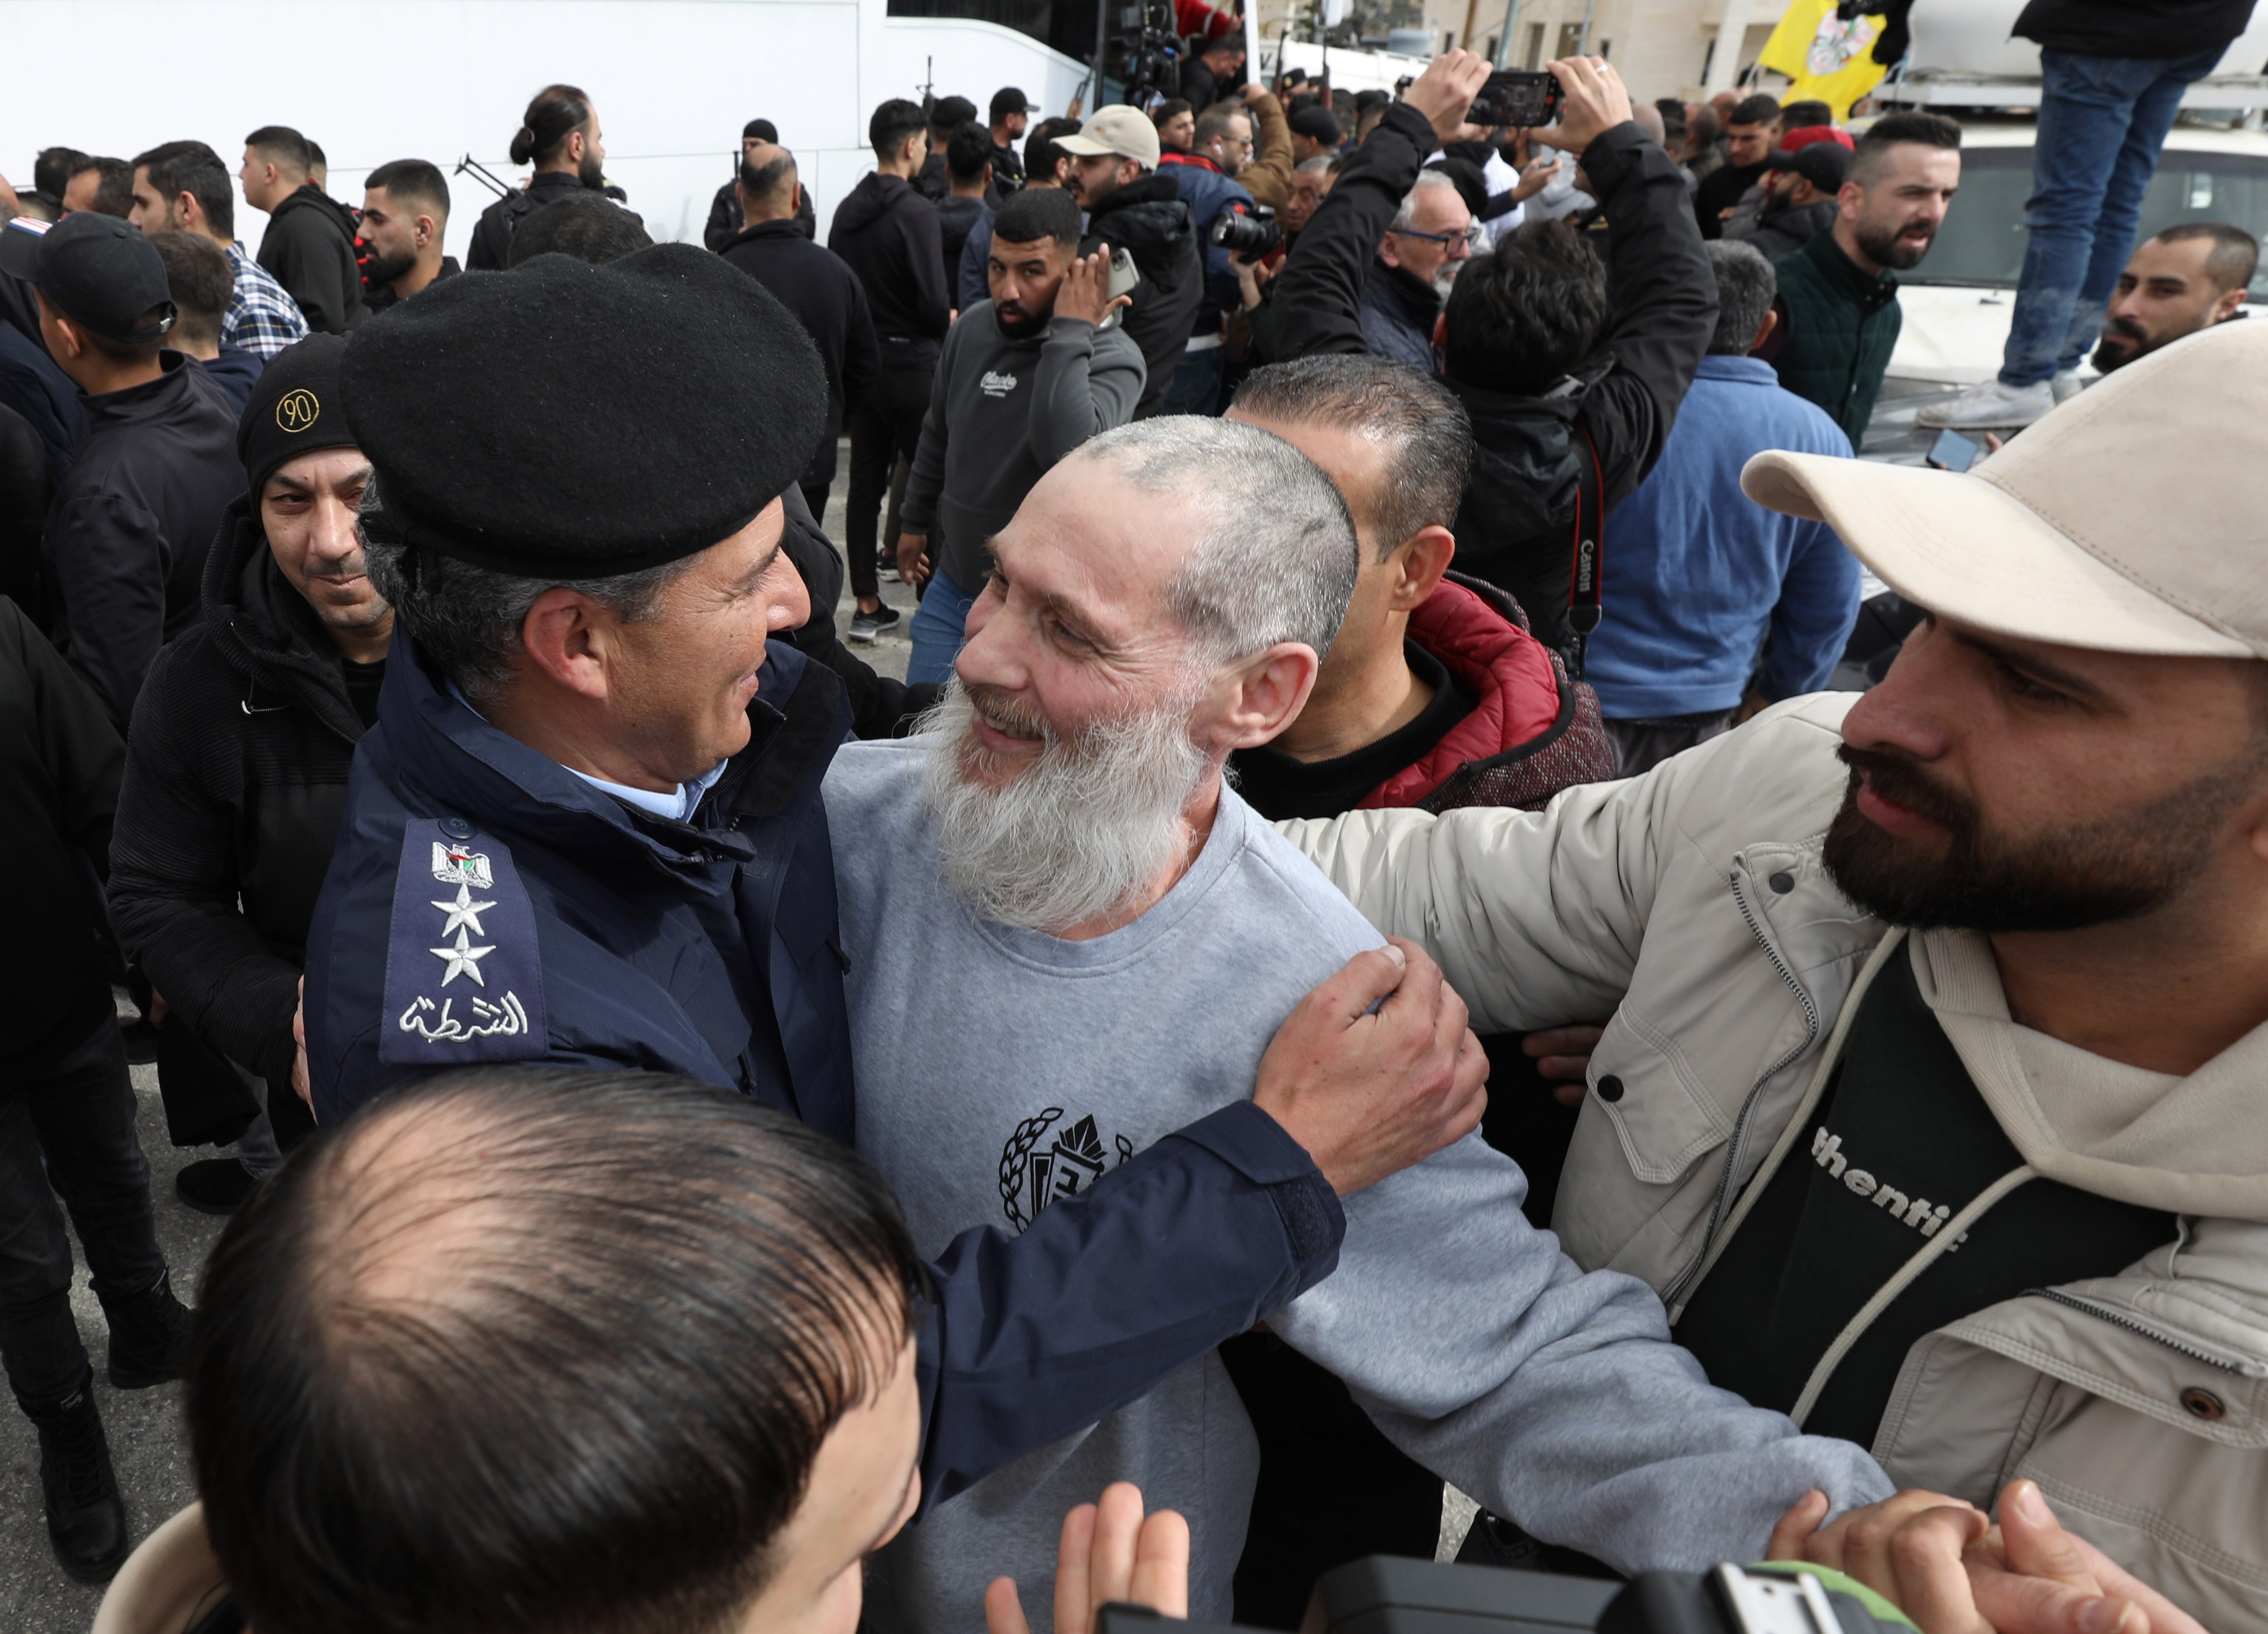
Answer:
[{"xmin": 1, "ymin": 2, "xmax": 2265, "ymax": 1630}]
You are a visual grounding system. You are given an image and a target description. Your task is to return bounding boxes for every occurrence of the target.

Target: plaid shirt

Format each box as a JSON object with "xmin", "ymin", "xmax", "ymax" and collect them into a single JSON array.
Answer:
[{"xmin": 223, "ymin": 240, "xmax": 309, "ymax": 360}]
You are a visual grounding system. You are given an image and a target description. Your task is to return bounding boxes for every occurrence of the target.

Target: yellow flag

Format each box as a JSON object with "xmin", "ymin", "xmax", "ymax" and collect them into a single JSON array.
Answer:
[{"xmin": 1756, "ymin": 0, "xmax": 1889, "ymax": 122}]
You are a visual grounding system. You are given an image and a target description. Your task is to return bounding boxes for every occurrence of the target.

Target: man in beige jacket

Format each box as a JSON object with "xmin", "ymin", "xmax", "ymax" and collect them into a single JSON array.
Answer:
[{"xmin": 1283, "ymin": 318, "xmax": 2268, "ymax": 1633}]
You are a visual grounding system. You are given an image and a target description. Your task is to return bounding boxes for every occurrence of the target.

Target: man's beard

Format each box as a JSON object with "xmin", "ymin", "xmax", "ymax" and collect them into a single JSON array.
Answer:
[
  {"xmin": 1821, "ymin": 743, "xmax": 2254, "ymax": 933},
  {"xmin": 1432, "ymin": 261, "xmax": 1463, "ymax": 301},
  {"xmin": 577, "ymin": 148, "xmax": 605, "ymax": 188},
  {"xmin": 994, "ymin": 301, "xmax": 1047, "ymax": 339},
  {"xmin": 2092, "ymin": 315, "xmax": 2150, "ymax": 374},
  {"xmin": 918, "ymin": 680, "xmax": 1210, "ymax": 935},
  {"xmin": 1855, "ymin": 217, "xmax": 1936, "ymax": 271},
  {"xmin": 362, "ymin": 243, "xmax": 417, "ymax": 286}
]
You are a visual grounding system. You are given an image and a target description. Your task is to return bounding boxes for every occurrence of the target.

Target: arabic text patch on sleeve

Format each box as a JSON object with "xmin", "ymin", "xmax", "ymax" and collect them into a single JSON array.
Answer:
[{"xmin": 377, "ymin": 818, "xmax": 550, "ymax": 1066}]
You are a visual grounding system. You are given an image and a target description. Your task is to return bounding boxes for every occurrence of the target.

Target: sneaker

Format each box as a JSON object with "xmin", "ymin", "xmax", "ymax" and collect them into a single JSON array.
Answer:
[
  {"xmin": 176, "ymin": 1156, "xmax": 257, "ymax": 1216},
  {"xmin": 36, "ymin": 1393, "xmax": 125, "ymax": 1583},
  {"xmin": 848, "ymin": 604, "xmax": 901, "ymax": 644},
  {"xmin": 107, "ymin": 1274, "xmax": 191, "ymax": 1389},
  {"xmin": 2050, "ymin": 369, "xmax": 2085, "ymax": 404},
  {"xmin": 1914, "ymin": 377, "xmax": 2056, "ymax": 429}
]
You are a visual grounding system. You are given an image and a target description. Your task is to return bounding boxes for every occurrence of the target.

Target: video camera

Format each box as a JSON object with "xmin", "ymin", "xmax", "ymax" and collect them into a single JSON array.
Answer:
[
  {"xmin": 1106, "ymin": 0, "xmax": 1185, "ymax": 105},
  {"xmin": 1096, "ymin": 1558, "xmax": 1916, "ymax": 1634}
]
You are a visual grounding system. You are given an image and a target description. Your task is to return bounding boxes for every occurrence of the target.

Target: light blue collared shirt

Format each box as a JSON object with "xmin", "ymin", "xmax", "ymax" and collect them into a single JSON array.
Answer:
[{"xmin": 446, "ymin": 680, "xmax": 728, "ymax": 823}]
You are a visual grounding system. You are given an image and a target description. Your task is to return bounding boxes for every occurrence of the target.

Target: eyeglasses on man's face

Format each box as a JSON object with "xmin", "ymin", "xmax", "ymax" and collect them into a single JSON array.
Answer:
[{"xmin": 1388, "ymin": 222, "xmax": 1482, "ymax": 249}]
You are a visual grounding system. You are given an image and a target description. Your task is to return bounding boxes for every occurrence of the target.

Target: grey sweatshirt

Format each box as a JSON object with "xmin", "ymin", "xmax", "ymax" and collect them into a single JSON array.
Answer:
[
  {"xmin": 823, "ymin": 739, "xmax": 1893, "ymax": 1634},
  {"xmin": 897, "ymin": 301, "xmax": 1146, "ymax": 591}
]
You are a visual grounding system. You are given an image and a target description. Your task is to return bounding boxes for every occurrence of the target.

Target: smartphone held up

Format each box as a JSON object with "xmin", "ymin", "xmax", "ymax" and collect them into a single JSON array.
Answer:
[{"xmin": 1470, "ymin": 70, "xmax": 1562, "ymax": 130}]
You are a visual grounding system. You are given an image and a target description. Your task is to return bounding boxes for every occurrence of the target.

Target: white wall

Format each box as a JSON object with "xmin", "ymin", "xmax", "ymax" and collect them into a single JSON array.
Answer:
[{"xmin": 1, "ymin": 0, "xmax": 1088, "ymax": 260}]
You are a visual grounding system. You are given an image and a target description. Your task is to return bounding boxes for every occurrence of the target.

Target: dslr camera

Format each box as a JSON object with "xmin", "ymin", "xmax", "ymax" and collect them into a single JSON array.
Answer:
[
  {"xmin": 1098, "ymin": 1558, "xmax": 1917, "ymax": 1634},
  {"xmin": 1210, "ymin": 204, "xmax": 1281, "ymax": 259}
]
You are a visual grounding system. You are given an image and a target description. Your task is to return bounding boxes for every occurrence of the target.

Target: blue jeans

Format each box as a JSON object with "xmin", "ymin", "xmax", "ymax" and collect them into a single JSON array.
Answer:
[
  {"xmin": 907, "ymin": 566, "xmax": 980, "ymax": 687},
  {"xmin": 1164, "ymin": 345, "xmax": 1226, "ymax": 415},
  {"xmin": 2000, "ymin": 47, "xmax": 2225, "ymax": 386}
]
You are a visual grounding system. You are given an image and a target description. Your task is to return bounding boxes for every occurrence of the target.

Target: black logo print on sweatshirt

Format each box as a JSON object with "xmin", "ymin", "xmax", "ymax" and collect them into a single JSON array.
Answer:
[{"xmin": 998, "ymin": 1109, "xmax": 1137, "ymax": 1231}]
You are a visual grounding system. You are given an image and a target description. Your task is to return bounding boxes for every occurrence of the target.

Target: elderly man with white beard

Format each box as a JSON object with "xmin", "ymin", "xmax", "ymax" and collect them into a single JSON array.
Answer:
[{"xmin": 823, "ymin": 415, "xmax": 1894, "ymax": 1634}]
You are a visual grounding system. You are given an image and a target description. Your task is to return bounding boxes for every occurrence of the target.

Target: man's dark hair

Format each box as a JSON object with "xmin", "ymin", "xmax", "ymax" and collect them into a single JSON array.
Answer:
[
  {"xmin": 132, "ymin": 140, "xmax": 235, "ymax": 238},
  {"xmin": 186, "ymin": 1065, "xmax": 927, "ymax": 1634},
  {"xmin": 1026, "ymin": 116, "xmax": 1082, "ymax": 184},
  {"xmin": 510, "ymin": 84, "xmax": 595, "ymax": 167},
  {"xmin": 34, "ymin": 146, "xmax": 88, "ymax": 199},
  {"xmin": 946, "ymin": 122, "xmax": 993, "ymax": 184},
  {"xmin": 244, "ymin": 124, "xmax": 316, "ymax": 179},
  {"xmin": 70, "ymin": 156, "xmax": 135, "ymax": 218},
  {"xmin": 930, "ymin": 95, "xmax": 979, "ymax": 140},
  {"xmin": 307, "ymin": 139, "xmax": 328, "ymax": 177},
  {"xmin": 870, "ymin": 98, "xmax": 928, "ymax": 162},
  {"xmin": 1440, "ymin": 219, "xmax": 1609, "ymax": 397},
  {"xmin": 1729, "ymin": 92, "xmax": 1780, "ymax": 129},
  {"xmin": 743, "ymin": 117, "xmax": 777, "ymax": 142},
  {"xmin": 2154, "ymin": 219, "xmax": 2260, "ymax": 293},
  {"xmin": 1232, "ymin": 355, "xmax": 1473, "ymax": 559},
  {"xmin": 1704, "ymin": 239, "xmax": 1777, "ymax": 356},
  {"xmin": 1654, "ymin": 97, "xmax": 1688, "ymax": 143},
  {"xmin": 148, "ymin": 230, "xmax": 233, "ymax": 347},
  {"xmin": 366, "ymin": 158, "xmax": 451, "ymax": 221},
  {"xmin": 1850, "ymin": 110, "xmax": 1961, "ymax": 186},
  {"xmin": 992, "ymin": 185, "xmax": 1082, "ymax": 249},
  {"xmin": 1152, "ymin": 97, "xmax": 1193, "ymax": 130},
  {"xmin": 1777, "ymin": 100, "xmax": 1834, "ymax": 132},
  {"xmin": 507, "ymin": 194, "xmax": 653, "ymax": 266},
  {"xmin": 1687, "ymin": 104, "xmax": 1721, "ymax": 148},
  {"xmin": 738, "ymin": 147, "xmax": 798, "ymax": 207},
  {"xmin": 1193, "ymin": 104, "xmax": 1247, "ymax": 153}
]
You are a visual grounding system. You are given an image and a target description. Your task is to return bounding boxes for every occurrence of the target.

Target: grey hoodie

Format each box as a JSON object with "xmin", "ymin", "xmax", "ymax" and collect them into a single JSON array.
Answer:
[{"xmin": 898, "ymin": 300, "xmax": 1146, "ymax": 590}]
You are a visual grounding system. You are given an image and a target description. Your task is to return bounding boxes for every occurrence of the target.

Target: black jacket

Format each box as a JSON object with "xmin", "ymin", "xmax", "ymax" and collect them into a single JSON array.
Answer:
[
  {"xmin": 1694, "ymin": 158, "xmax": 1766, "ymax": 240},
  {"xmin": 0, "ymin": 597, "xmax": 123, "ymax": 1064},
  {"xmin": 775, "ymin": 484, "xmax": 938, "ymax": 738},
  {"xmin": 1275, "ymin": 102, "xmax": 1715, "ymax": 656},
  {"xmin": 1082, "ymin": 172, "xmax": 1202, "ymax": 418},
  {"xmin": 936, "ymin": 195, "xmax": 989, "ymax": 296},
  {"xmin": 720, "ymin": 222, "xmax": 882, "ymax": 486},
  {"xmin": 990, "ymin": 138, "xmax": 1026, "ymax": 191},
  {"xmin": 109, "ymin": 499, "xmax": 366, "ymax": 1096},
  {"xmin": 2014, "ymin": 0, "xmax": 2256, "ymax": 57},
  {"xmin": 828, "ymin": 172, "xmax": 951, "ymax": 372},
  {"xmin": 467, "ymin": 170, "xmax": 597, "ymax": 271},
  {"xmin": 0, "ymin": 402, "xmax": 49, "ymax": 620},
  {"xmin": 0, "ymin": 312, "xmax": 84, "ymax": 487},
  {"xmin": 41, "ymin": 352, "xmax": 241, "ymax": 734},
  {"xmin": 257, "ymin": 184, "xmax": 368, "ymax": 335},
  {"xmin": 1730, "ymin": 195, "xmax": 1840, "ymax": 263},
  {"xmin": 705, "ymin": 179, "xmax": 817, "ymax": 250},
  {"xmin": 362, "ymin": 257, "xmax": 460, "ymax": 317}
]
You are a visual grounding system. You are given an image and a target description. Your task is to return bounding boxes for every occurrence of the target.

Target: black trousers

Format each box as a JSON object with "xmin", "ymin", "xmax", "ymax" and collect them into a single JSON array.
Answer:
[
  {"xmin": 844, "ymin": 365, "xmax": 933, "ymax": 600},
  {"xmin": 0, "ymin": 1014, "xmax": 167, "ymax": 1417}
]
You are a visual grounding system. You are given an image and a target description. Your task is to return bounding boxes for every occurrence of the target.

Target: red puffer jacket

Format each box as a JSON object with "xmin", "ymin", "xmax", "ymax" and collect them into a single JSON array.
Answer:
[{"xmin": 1356, "ymin": 573, "xmax": 1618, "ymax": 813}]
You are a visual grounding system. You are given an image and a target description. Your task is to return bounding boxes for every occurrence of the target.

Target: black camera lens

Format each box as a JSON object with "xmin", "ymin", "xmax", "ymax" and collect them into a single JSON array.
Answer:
[{"xmin": 1210, "ymin": 209, "xmax": 1281, "ymax": 257}]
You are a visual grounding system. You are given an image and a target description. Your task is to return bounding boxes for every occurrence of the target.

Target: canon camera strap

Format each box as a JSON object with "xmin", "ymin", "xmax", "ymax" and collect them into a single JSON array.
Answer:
[{"xmin": 1564, "ymin": 425, "xmax": 1605, "ymax": 681}]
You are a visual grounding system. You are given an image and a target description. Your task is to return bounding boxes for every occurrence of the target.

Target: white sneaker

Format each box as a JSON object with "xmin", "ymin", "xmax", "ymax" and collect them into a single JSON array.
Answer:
[
  {"xmin": 1914, "ymin": 377, "xmax": 2056, "ymax": 429},
  {"xmin": 2050, "ymin": 369, "xmax": 2084, "ymax": 404}
]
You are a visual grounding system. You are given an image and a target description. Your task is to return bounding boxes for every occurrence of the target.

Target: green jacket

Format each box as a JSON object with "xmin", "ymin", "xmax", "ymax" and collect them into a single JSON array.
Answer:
[{"xmin": 1771, "ymin": 230, "xmax": 1901, "ymax": 445}]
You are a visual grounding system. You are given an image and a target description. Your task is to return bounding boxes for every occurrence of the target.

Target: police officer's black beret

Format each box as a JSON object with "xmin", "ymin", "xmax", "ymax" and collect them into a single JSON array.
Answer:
[
  {"xmin": 240, "ymin": 333, "xmax": 355, "ymax": 494},
  {"xmin": 340, "ymin": 244, "xmax": 826, "ymax": 578}
]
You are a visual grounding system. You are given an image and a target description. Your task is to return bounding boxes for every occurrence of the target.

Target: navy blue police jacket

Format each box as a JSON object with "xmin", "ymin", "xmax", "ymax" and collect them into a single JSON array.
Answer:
[{"xmin": 305, "ymin": 630, "xmax": 1347, "ymax": 1511}]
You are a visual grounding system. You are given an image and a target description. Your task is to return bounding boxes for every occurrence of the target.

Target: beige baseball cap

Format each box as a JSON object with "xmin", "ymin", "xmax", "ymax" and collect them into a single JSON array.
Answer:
[
  {"xmin": 1742, "ymin": 318, "xmax": 2268, "ymax": 659},
  {"xmin": 1054, "ymin": 105, "xmax": 1162, "ymax": 169}
]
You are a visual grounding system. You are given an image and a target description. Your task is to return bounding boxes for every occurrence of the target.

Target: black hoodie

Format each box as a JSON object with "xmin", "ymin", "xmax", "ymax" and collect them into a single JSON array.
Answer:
[
  {"xmin": 109, "ymin": 496, "xmax": 373, "ymax": 1096},
  {"xmin": 828, "ymin": 171, "xmax": 950, "ymax": 372},
  {"xmin": 257, "ymin": 183, "xmax": 368, "ymax": 335}
]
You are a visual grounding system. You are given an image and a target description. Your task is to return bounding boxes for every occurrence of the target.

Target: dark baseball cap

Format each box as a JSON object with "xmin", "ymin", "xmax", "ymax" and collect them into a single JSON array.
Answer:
[
  {"xmin": 0, "ymin": 212, "xmax": 175, "ymax": 342},
  {"xmin": 1769, "ymin": 140, "xmax": 1851, "ymax": 193},
  {"xmin": 991, "ymin": 86, "xmax": 1037, "ymax": 121}
]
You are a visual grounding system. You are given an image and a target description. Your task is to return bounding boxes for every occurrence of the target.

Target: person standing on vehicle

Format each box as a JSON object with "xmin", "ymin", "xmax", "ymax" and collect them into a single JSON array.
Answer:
[
  {"xmin": 467, "ymin": 85, "xmax": 608, "ymax": 272},
  {"xmin": 1922, "ymin": 0, "xmax": 2259, "ymax": 430},
  {"xmin": 238, "ymin": 128, "xmax": 364, "ymax": 335},
  {"xmin": 1059, "ymin": 107, "xmax": 1203, "ymax": 420},
  {"xmin": 831, "ymin": 99, "xmax": 947, "ymax": 644},
  {"xmin": 1772, "ymin": 113, "xmax": 1963, "ymax": 447},
  {"xmin": 894, "ymin": 187, "xmax": 1146, "ymax": 684}
]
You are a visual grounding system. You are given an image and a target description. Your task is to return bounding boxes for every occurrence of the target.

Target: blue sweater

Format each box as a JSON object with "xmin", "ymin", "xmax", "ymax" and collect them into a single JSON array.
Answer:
[{"xmin": 1585, "ymin": 355, "xmax": 1861, "ymax": 720}]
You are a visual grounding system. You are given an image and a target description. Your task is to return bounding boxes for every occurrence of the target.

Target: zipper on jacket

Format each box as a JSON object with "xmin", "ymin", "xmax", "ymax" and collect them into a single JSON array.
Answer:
[
  {"xmin": 2025, "ymin": 1286, "xmax": 2257, "ymax": 1375},
  {"xmin": 1664, "ymin": 866, "xmax": 1822, "ymax": 1306}
]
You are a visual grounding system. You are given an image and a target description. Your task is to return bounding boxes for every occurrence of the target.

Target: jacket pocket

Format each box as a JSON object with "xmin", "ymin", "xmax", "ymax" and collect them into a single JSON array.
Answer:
[{"xmin": 1588, "ymin": 1007, "xmax": 1734, "ymax": 1187}]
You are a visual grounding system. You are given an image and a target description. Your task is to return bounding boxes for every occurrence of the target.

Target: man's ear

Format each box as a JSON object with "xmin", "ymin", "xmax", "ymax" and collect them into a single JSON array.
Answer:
[
  {"xmin": 1837, "ymin": 178, "xmax": 1864, "ymax": 223},
  {"xmin": 1749, "ymin": 306, "xmax": 1780, "ymax": 352},
  {"xmin": 2214, "ymin": 283, "xmax": 2249, "ymax": 323},
  {"xmin": 1390, "ymin": 525, "xmax": 1457, "ymax": 613},
  {"xmin": 516, "ymin": 587, "xmax": 616, "ymax": 703},
  {"xmin": 1378, "ymin": 232, "xmax": 1404, "ymax": 271},
  {"xmin": 1212, "ymin": 642, "xmax": 1321, "ymax": 751}
]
